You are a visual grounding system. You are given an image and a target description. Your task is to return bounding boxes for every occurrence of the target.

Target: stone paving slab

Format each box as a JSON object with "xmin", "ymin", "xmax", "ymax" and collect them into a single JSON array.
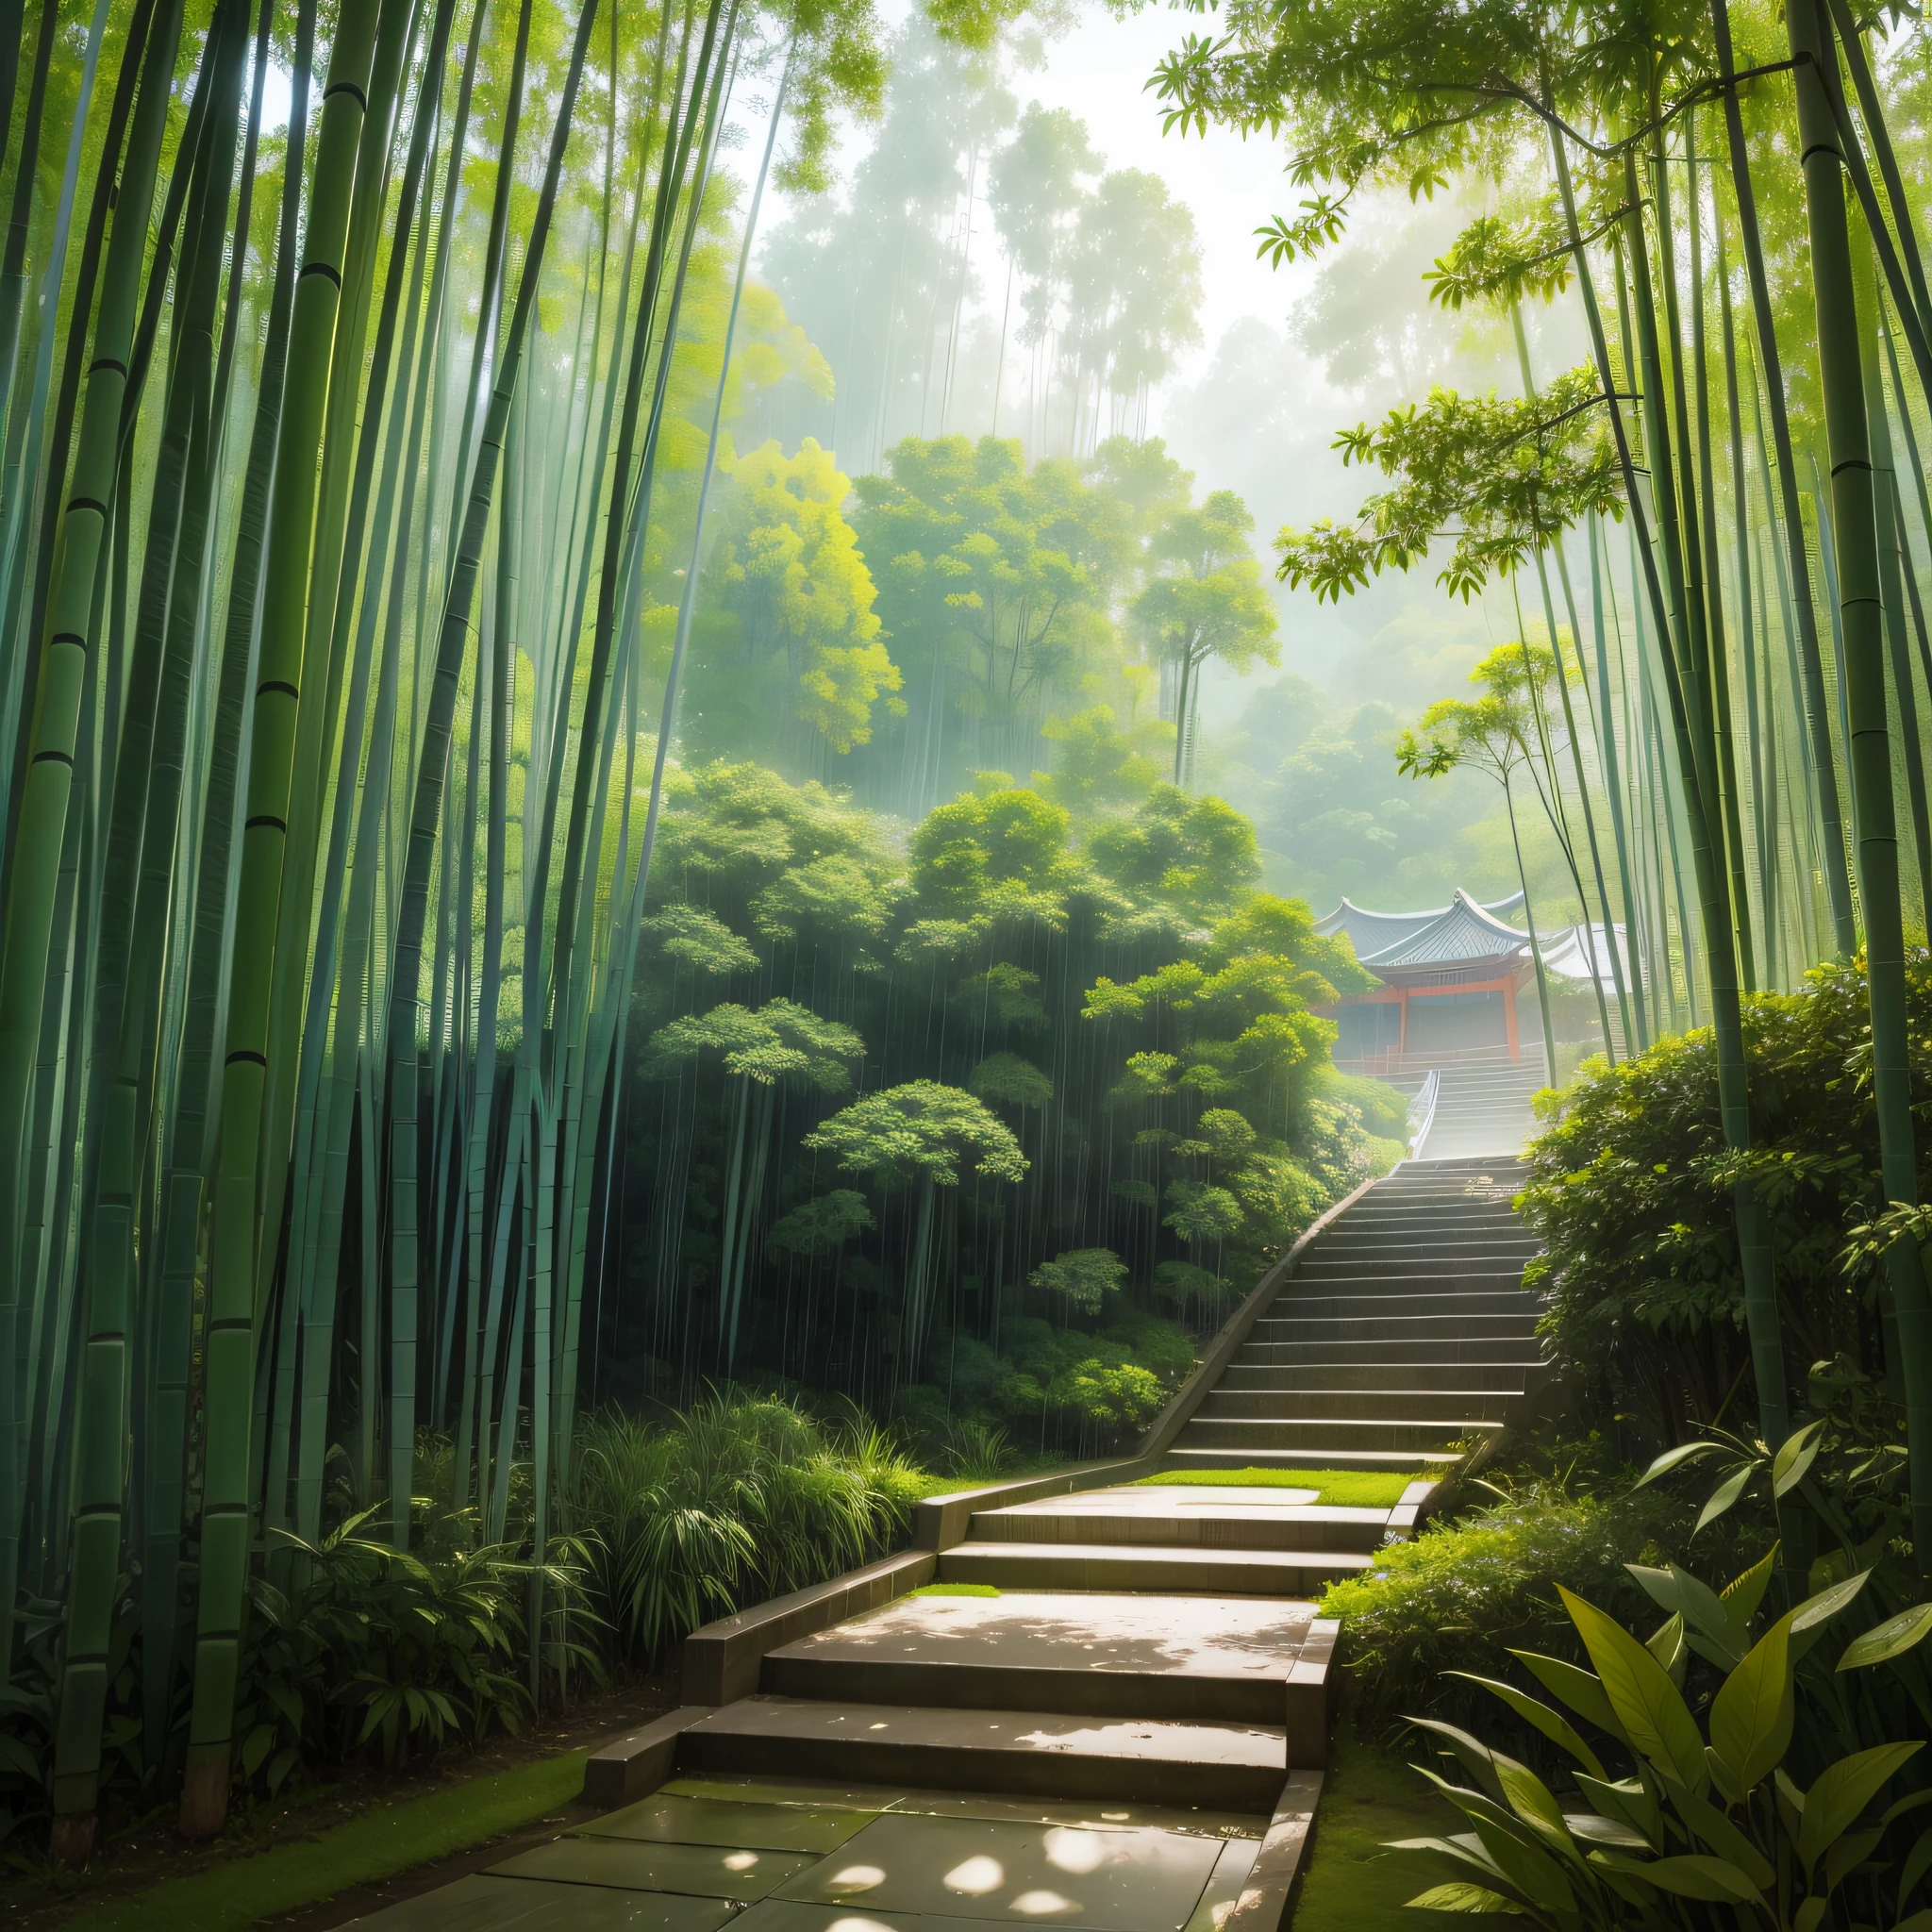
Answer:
[
  {"xmin": 583, "ymin": 1792, "xmax": 877, "ymax": 1853},
  {"xmin": 767, "ymin": 1592, "xmax": 1315, "ymax": 1685},
  {"xmin": 342, "ymin": 1873, "xmax": 742, "ymax": 1929},
  {"xmin": 491, "ymin": 1838, "xmax": 817, "ymax": 1899},
  {"xmin": 772, "ymin": 1811, "xmax": 1224, "ymax": 1927},
  {"xmin": 666, "ymin": 1774, "xmax": 1264, "ymax": 1840},
  {"xmin": 678, "ymin": 1698, "xmax": 1289, "ymax": 1809}
]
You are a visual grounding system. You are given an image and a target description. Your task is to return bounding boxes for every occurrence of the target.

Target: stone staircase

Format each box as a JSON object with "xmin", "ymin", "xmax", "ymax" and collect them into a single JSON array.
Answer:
[
  {"xmin": 1410, "ymin": 1058, "xmax": 1547, "ymax": 1160},
  {"xmin": 1165, "ymin": 1155, "xmax": 1545, "ymax": 1478},
  {"xmin": 341, "ymin": 1158, "xmax": 1548, "ymax": 1932}
]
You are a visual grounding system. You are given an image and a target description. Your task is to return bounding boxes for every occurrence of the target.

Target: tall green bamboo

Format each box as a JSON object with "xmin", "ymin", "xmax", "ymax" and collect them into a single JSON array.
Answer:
[
  {"xmin": 0, "ymin": 0, "xmax": 186, "ymax": 1667},
  {"xmin": 1788, "ymin": 0, "xmax": 1932, "ymax": 1567},
  {"xmin": 180, "ymin": 0, "xmax": 381, "ymax": 1834}
]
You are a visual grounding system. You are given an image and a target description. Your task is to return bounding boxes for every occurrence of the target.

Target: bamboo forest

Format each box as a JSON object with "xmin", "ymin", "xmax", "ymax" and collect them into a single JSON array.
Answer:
[{"xmin": 11, "ymin": 0, "xmax": 1932, "ymax": 1910}]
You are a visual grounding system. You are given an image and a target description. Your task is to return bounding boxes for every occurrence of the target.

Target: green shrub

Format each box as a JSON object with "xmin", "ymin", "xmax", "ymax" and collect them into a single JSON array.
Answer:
[
  {"xmin": 1519, "ymin": 955, "xmax": 1932, "ymax": 1443},
  {"xmin": 897, "ymin": 1312, "xmax": 1199, "ymax": 1457},
  {"xmin": 1318, "ymin": 1481, "xmax": 1702, "ymax": 1735},
  {"xmin": 1385, "ymin": 1550, "xmax": 1932, "ymax": 1927}
]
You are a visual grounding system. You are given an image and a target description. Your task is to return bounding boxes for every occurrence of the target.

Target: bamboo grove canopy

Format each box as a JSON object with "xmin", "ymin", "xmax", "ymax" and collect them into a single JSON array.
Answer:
[
  {"xmin": 0, "ymin": 0, "xmax": 1040, "ymax": 1853},
  {"xmin": 1150, "ymin": 0, "xmax": 1932, "ymax": 1574}
]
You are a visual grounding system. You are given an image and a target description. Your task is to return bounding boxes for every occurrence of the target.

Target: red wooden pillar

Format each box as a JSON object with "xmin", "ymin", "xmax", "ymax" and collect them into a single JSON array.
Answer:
[
  {"xmin": 1504, "ymin": 977, "xmax": 1521, "ymax": 1059},
  {"xmin": 1397, "ymin": 988, "xmax": 1409, "ymax": 1058}
]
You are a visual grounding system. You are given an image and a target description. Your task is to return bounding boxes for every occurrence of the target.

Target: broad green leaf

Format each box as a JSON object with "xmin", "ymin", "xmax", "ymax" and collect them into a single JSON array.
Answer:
[
  {"xmin": 1695, "ymin": 1463, "xmax": 1756, "ymax": 1533},
  {"xmin": 1901, "ymin": 1826, "xmax": 1932, "ymax": 1921},
  {"xmin": 1403, "ymin": 1883, "xmax": 1525, "ymax": 1914},
  {"xmin": 1559, "ymin": 1586, "xmax": 1707, "ymax": 1790},
  {"xmin": 1667, "ymin": 1562, "xmax": 1746, "ymax": 1660},
  {"xmin": 1646, "ymin": 1610, "xmax": 1686, "ymax": 1686},
  {"xmin": 1451, "ymin": 1673, "xmax": 1606, "ymax": 1780},
  {"xmin": 1708, "ymin": 1610, "xmax": 1794, "ymax": 1792},
  {"xmin": 1794, "ymin": 1897, "xmax": 1829, "ymax": 1932},
  {"xmin": 1624, "ymin": 1854, "xmax": 1762, "ymax": 1903},
  {"xmin": 1467, "ymin": 1811, "xmax": 1575, "ymax": 1913},
  {"xmin": 1659, "ymin": 1774, "xmax": 1775, "ymax": 1890},
  {"xmin": 1837, "ymin": 1601, "xmax": 1932, "ymax": 1671},
  {"xmin": 1510, "ymin": 1649, "xmax": 1624, "ymax": 1741},
  {"xmin": 1895, "ymin": 1913, "xmax": 1932, "ymax": 1932},
  {"xmin": 1563, "ymin": 1810, "xmax": 1648, "ymax": 1849},
  {"xmin": 1824, "ymin": 1825, "xmax": 1883, "ymax": 1893},
  {"xmin": 1636, "ymin": 1440, "xmax": 1721, "ymax": 1487},
  {"xmin": 1791, "ymin": 1570, "xmax": 1871, "ymax": 1633},
  {"xmin": 1407, "ymin": 1716, "xmax": 1507, "ymax": 1805},
  {"xmin": 1798, "ymin": 1741, "xmax": 1924, "ymax": 1874},
  {"xmin": 1574, "ymin": 1772, "xmax": 1661, "ymax": 1849},
  {"xmin": 1721, "ymin": 1544, "xmax": 1779, "ymax": 1626},
  {"xmin": 1494, "ymin": 1757, "xmax": 1578, "ymax": 1861},
  {"xmin": 1771, "ymin": 1419, "xmax": 1824, "ymax": 1497}
]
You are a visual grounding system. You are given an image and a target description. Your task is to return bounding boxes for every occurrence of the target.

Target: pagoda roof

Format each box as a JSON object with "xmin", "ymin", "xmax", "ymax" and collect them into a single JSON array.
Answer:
[{"xmin": 1317, "ymin": 890, "xmax": 1529, "ymax": 969}]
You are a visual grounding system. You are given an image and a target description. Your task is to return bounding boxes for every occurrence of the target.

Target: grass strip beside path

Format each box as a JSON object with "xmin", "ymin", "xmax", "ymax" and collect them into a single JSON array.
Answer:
[
  {"xmin": 63, "ymin": 1750, "xmax": 589, "ymax": 1932},
  {"xmin": 1293, "ymin": 1729, "xmax": 1514, "ymax": 1929},
  {"xmin": 1132, "ymin": 1467, "xmax": 1412, "ymax": 1507}
]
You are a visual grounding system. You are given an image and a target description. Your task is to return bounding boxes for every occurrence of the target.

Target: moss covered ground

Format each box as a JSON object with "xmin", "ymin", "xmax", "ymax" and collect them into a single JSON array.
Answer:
[
  {"xmin": 1293, "ymin": 1728, "xmax": 1511, "ymax": 1929},
  {"xmin": 1132, "ymin": 1467, "xmax": 1412, "ymax": 1507},
  {"xmin": 58, "ymin": 1751, "xmax": 588, "ymax": 1932}
]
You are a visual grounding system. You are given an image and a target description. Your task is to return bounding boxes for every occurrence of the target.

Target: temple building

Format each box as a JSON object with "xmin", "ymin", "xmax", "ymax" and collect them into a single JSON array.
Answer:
[{"xmin": 1315, "ymin": 890, "xmax": 1625, "ymax": 1068}]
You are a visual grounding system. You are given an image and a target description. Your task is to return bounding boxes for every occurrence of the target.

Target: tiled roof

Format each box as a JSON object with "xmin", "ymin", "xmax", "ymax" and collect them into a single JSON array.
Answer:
[{"xmin": 1317, "ymin": 890, "xmax": 1530, "ymax": 968}]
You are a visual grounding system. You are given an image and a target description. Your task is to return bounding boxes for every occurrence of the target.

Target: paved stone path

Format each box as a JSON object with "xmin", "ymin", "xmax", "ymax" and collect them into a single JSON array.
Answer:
[{"xmin": 342, "ymin": 1158, "xmax": 1543, "ymax": 1932}]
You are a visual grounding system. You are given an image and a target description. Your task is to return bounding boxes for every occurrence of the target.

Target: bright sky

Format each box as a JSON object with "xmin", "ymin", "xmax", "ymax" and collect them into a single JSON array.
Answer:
[{"xmin": 1014, "ymin": 2, "xmax": 1317, "ymax": 399}]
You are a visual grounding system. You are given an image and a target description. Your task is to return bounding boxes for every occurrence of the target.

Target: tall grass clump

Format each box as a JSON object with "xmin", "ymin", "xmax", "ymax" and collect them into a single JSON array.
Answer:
[{"xmin": 564, "ymin": 1394, "xmax": 927, "ymax": 1664}]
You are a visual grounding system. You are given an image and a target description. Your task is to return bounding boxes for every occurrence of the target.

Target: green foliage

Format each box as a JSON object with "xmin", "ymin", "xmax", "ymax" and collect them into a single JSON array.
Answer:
[
  {"xmin": 1133, "ymin": 1467, "xmax": 1414, "ymax": 1506},
  {"xmin": 1318, "ymin": 1474, "xmax": 1694, "ymax": 1735},
  {"xmin": 1385, "ymin": 1554, "xmax": 1932, "ymax": 1928},
  {"xmin": 1517, "ymin": 957, "xmax": 1932, "ymax": 1440},
  {"xmin": 895, "ymin": 1311, "xmax": 1199, "ymax": 1457},
  {"xmin": 1030, "ymin": 1247, "xmax": 1129, "ymax": 1312},
  {"xmin": 565, "ymin": 1396, "xmax": 928, "ymax": 1666},
  {"xmin": 1277, "ymin": 374, "xmax": 1622, "ymax": 603},
  {"xmin": 805, "ymin": 1080, "xmax": 1028, "ymax": 1189},
  {"xmin": 686, "ymin": 440, "xmax": 900, "ymax": 765},
  {"xmin": 627, "ymin": 757, "xmax": 1394, "ymax": 1414}
]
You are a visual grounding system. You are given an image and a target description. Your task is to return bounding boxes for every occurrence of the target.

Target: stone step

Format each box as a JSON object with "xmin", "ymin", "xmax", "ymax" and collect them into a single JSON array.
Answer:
[
  {"xmin": 1243, "ymin": 1337, "xmax": 1545, "ymax": 1367},
  {"xmin": 938, "ymin": 1539, "xmax": 1374, "ymax": 1596},
  {"xmin": 1160, "ymin": 1445, "xmax": 1456, "ymax": 1474},
  {"xmin": 966, "ymin": 1497, "xmax": 1391, "ymax": 1555},
  {"xmin": 1259, "ymin": 1288, "xmax": 1541, "ymax": 1321},
  {"xmin": 1294, "ymin": 1253, "xmax": 1533, "ymax": 1278},
  {"xmin": 1223, "ymin": 1359, "xmax": 1539, "ymax": 1391},
  {"xmin": 676, "ymin": 1697, "xmax": 1292, "ymax": 1810},
  {"xmin": 1175, "ymin": 1415, "xmax": 1501, "ymax": 1453},
  {"xmin": 1196, "ymin": 1387, "xmax": 1520, "ymax": 1424},
  {"xmin": 759, "ymin": 1590, "xmax": 1336, "ymax": 1726},
  {"xmin": 1312, "ymin": 1225, "xmax": 1539, "ymax": 1245},
  {"xmin": 1247, "ymin": 1315, "xmax": 1541, "ymax": 1348}
]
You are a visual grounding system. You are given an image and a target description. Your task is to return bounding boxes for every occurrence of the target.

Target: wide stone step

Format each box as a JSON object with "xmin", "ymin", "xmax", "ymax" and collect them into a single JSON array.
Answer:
[
  {"xmin": 1176, "ymin": 1415, "xmax": 1501, "ymax": 1453},
  {"xmin": 938, "ymin": 1539, "xmax": 1374, "ymax": 1597},
  {"xmin": 1324, "ymin": 1224, "xmax": 1526, "ymax": 1244},
  {"xmin": 677, "ymin": 1697, "xmax": 1291, "ymax": 1809},
  {"xmin": 1294, "ymin": 1253, "xmax": 1533, "ymax": 1279},
  {"xmin": 1223, "ymin": 1359, "xmax": 1538, "ymax": 1391},
  {"xmin": 1241, "ymin": 1341, "xmax": 1545, "ymax": 1373},
  {"xmin": 1261, "ymin": 1288, "xmax": 1541, "ymax": 1321},
  {"xmin": 760, "ymin": 1590, "xmax": 1334, "ymax": 1726},
  {"xmin": 1161, "ymin": 1446, "xmax": 1455, "ymax": 1475},
  {"xmin": 1197, "ymin": 1387, "xmax": 1520, "ymax": 1424},
  {"xmin": 967, "ymin": 1497, "xmax": 1391, "ymax": 1555},
  {"xmin": 1248, "ymin": 1314, "xmax": 1542, "ymax": 1347}
]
